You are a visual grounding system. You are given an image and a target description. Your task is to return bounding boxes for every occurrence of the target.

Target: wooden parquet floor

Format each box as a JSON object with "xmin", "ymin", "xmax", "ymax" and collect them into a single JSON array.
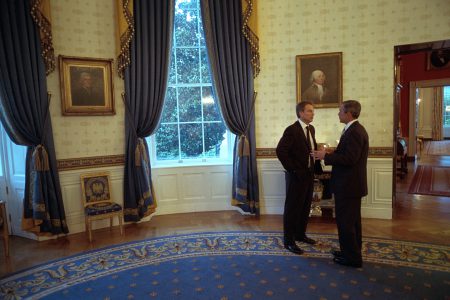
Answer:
[{"xmin": 1, "ymin": 141, "xmax": 449, "ymax": 278}]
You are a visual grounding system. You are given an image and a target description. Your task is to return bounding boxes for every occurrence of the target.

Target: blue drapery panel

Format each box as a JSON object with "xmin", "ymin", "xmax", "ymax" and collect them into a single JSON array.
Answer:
[
  {"xmin": 201, "ymin": 0, "xmax": 259, "ymax": 215},
  {"xmin": 123, "ymin": 0, "xmax": 174, "ymax": 222},
  {"xmin": 0, "ymin": 0, "xmax": 68, "ymax": 234}
]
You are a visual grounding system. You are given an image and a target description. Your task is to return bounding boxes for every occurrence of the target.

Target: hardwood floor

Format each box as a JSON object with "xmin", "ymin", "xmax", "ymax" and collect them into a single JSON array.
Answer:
[{"xmin": 1, "ymin": 141, "xmax": 449, "ymax": 278}]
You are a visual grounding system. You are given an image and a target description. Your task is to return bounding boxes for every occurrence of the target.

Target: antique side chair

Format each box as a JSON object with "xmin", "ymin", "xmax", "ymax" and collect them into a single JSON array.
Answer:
[{"xmin": 80, "ymin": 172, "xmax": 123, "ymax": 242}]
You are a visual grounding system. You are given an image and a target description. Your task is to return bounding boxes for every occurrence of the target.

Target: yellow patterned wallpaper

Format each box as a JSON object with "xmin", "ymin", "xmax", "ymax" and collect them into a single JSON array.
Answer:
[
  {"xmin": 48, "ymin": 0, "xmax": 124, "ymax": 159},
  {"xmin": 255, "ymin": 0, "xmax": 450, "ymax": 148},
  {"xmin": 46, "ymin": 0, "xmax": 449, "ymax": 159}
]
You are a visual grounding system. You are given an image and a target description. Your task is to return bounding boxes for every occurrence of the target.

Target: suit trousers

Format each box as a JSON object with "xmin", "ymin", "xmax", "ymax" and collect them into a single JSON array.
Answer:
[
  {"xmin": 283, "ymin": 170, "xmax": 314, "ymax": 244},
  {"xmin": 334, "ymin": 193, "xmax": 362, "ymax": 263}
]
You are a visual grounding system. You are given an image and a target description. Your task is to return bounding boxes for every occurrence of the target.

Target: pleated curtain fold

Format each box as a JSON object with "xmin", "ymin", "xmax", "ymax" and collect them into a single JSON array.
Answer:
[
  {"xmin": 432, "ymin": 87, "xmax": 444, "ymax": 141},
  {"xmin": 118, "ymin": 0, "xmax": 174, "ymax": 221},
  {"xmin": 201, "ymin": 0, "xmax": 260, "ymax": 215},
  {"xmin": 0, "ymin": 0, "xmax": 67, "ymax": 235}
]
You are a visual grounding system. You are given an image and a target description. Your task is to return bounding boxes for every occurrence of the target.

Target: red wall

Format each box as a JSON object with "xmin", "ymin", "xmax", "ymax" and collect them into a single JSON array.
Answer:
[{"xmin": 399, "ymin": 52, "xmax": 450, "ymax": 137}]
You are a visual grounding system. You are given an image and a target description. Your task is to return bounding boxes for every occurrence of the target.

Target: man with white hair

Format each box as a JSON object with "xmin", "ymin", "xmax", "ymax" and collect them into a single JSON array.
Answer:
[
  {"xmin": 71, "ymin": 70, "xmax": 105, "ymax": 106},
  {"xmin": 301, "ymin": 69, "xmax": 331, "ymax": 104}
]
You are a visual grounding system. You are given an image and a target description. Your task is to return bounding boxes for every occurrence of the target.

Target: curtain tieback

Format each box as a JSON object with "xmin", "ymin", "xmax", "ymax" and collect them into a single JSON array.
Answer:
[
  {"xmin": 237, "ymin": 135, "xmax": 250, "ymax": 157},
  {"xmin": 32, "ymin": 144, "xmax": 50, "ymax": 171},
  {"xmin": 135, "ymin": 138, "xmax": 149, "ymax": 166}
]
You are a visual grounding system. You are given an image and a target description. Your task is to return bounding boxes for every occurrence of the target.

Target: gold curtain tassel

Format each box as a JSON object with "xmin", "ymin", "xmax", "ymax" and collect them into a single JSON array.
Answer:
[
  {"xmin": 135, "ymin": 138, "xmax": 149, "ymax": 166},
  {"xmin": 238, "ymin": 135, "xmax": 250, "ymax": 157},
  {"xmin": 32, "ymin": 144, "xmax": 50, "ymax": 171}
]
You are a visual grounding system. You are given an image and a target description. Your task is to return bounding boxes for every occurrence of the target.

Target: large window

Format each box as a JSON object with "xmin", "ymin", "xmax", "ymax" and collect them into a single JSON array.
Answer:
[
  {"xmin": 444, "ymin": 86, "xmax": 450, "ymax": 126},
  {"xmin": 149, "ymin": 0, "xmax": 231, "ymax": 165}
]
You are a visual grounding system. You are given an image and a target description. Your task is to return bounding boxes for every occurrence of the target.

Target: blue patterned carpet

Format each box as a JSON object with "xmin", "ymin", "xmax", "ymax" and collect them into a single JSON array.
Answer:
[{"xmin": 1, "ymin": 232, "xmax": 449, "ymax": 299}]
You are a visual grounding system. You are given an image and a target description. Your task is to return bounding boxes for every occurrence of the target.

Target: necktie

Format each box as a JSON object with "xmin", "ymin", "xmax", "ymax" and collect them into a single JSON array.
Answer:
[
  {"xmin": 306, "ymin": 125, "xmax": 312, "ymax": 151},
  {"xmin": 306, "ymin": 126, "xmax": 314, "ymax": 169}
]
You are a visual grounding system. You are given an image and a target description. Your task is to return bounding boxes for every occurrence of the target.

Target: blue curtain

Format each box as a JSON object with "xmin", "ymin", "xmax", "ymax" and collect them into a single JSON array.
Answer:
[
  {"xmin": 123, "ymin": 0, "xmax": 174, "ymax": 222},
  {"xmin": 201, "ymin": 0, "xmax": 259, "ymax": 214},
  {"xmin": 0, "ymin": 0, "xmax": 68, "ymax": 234}
]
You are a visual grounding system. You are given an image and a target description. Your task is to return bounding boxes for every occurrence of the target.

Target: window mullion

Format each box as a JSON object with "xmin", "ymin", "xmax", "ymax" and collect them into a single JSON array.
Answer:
[
  {"xmin": 198, "ymin": 0, "xmax": 205, "ymax": 160},
  {"xmin": 173, "ymin": 34, "xmax": 182, "ymax": 162}
]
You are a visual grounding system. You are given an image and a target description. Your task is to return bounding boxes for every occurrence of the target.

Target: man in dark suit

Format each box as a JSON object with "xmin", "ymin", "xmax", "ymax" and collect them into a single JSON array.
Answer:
[
  {"xmin": 276, "ymin": 101, "xmax": 322, "ymax": 255},
  {"xmin": 314, "ymin": 100, "xmax": 369, "ymax": 267}
]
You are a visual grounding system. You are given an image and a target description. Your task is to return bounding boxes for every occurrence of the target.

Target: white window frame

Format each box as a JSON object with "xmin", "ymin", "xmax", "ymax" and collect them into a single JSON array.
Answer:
[{"xmin": 147, "ymin": 0, "xmax": 233, "ymax": 167}]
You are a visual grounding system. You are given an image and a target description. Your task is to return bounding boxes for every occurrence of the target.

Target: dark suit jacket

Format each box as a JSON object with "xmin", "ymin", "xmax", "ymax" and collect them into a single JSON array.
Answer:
[
  {"xmin": 276, "ymin": 121, "xmax": 322, "ymax": 176},
  {"xmin": 324, "ymin": 121, "xmax": 369, "ymax": 197}
]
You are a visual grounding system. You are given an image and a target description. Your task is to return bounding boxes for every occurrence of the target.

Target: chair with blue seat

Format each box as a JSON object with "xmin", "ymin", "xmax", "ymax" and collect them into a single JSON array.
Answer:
[{"xmin": 80, "ymin": 172, "xmax": 123, "ymax": 242}]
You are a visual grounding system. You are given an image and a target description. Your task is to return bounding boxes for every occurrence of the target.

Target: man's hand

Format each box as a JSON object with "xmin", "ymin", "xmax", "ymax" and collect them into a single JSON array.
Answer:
[{"xmin": 313, "ymin": 150, "xmax": 326, "ymax": 160}]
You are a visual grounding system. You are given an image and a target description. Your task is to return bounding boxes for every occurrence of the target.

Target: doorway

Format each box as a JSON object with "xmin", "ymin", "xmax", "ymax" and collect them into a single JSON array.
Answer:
[
  {"xmin": 0, "ymin": 124, "xmax": 32, "ymax": 240},
  {"xmin": 393, "ymin": 39, "xmax": 450, "ymax": 215},
  {"xmin": 408, "ymin": 79, "xmax": 450, "ymax": 159}
]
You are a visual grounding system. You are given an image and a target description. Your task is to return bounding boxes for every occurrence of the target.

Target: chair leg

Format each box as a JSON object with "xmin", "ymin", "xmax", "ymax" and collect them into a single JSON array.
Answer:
[
  {"xmin": 119, "ymin": 213, "xmax": 123, "ymax": 236},
  {"xmin": 110, "ymin": 217, "xmax": 113, "ymax": 230},
  {"xmin": 86, "ymin": 217, "xmax": 92, "ymax": 242},
  {"xmin": 4, "ymin": 235, "xmax": 9, "ymax": 257}
]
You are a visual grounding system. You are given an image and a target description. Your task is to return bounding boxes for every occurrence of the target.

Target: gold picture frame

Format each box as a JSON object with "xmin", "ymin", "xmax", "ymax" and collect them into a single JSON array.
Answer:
[
  {"xmin": 59, "ymin": 55, "xmax": 115, "ymax": 116},
  {"xmin": 296, "ymin": 52, "xmax": 342, "ymax": 108}
]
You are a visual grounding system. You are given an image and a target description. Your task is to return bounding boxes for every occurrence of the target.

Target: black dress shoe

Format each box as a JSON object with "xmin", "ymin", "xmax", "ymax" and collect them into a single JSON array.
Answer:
[
  {"xmin": 331, "ymin": 249, "xmax": 343, "ymax": 257},
  {"xmin": 284, "ymin": 243, "xmax": 304, "ymax": 255},
  {"xmin": 297, "ymin": 236, "xmax": 316, "ymax": 245},
  {"xmin": 333, "ymin": 257, "xmax": 362, "ymax": 268}
]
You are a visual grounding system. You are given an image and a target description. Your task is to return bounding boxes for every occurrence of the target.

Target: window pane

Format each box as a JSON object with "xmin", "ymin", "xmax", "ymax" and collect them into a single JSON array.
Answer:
[
  {"xmin": 179, "ymin": 87, "xmax": 201, "ymax": 122},
  {"xmin": 168, "ymin": 51, "xmax": 176, "ymax": 85},
  {"xmin": 444, "ymin": 86, "xmax": 450, "ymax": 126},
  {"xmin": 174, "ymin": 9, "xmax": 199, "ymax": 47},
  {"xmin": 161, "ymin": 87, "xmax": 178, "ymax": 123},
  {"xmin": 155, "ymin": 124, "xmax": 179, "ymax": 160},
  {"xmin": 202, "ymin": 86, "xmax": 221, "ymax": 121},
  {"xmin": 204, "ymin": 122, "xmax": 227, "ymax": 158},
  {"xmin": 176, "ymin": 0, "xmax": 197, "ymax": 11},
  {"xmin": 199, "ymin": 17, "xmax": 205, "ymax": 46},
  {"xmin": 176, "ymin": 48, "xmax": 200, "ymax": 84},
  {"xmin": 200, "ymin": 48, "xmax": 211, "ymax": 83},
  {"xmin": 180, "ymin": 123, "xmax": 202, "ymax": 158}
]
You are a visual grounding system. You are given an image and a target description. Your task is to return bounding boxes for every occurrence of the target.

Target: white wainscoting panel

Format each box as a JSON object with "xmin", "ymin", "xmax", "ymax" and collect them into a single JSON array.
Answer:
[
  {"xmin": 57, "ymin": 157, "xmax": 393, "ymax": 238},
  {"xmin": 152, "ymin": 165, "xmax": 234, "ymax": 215},
  {"xmin": 257, "ymin": 159, "xmax": 286, "ymax": 215},
  {"xmin": 363, "ymin": 158, "xmax": 393, "ymax": 219},
  {"xmin": 257, "ymin": 158, "xmax": 393, "ymax": 219},
  {"xmin": 156, "ymin": 174, "xmax": 179, "ymax": 202}
]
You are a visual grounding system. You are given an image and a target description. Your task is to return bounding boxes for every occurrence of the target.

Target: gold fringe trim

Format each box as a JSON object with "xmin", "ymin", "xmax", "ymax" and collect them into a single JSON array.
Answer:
[
  {"xmin": 30, "ymin": 0, "xmax": 55, "ymax": 75},
  {"xmin": 231, "ymin": 198, "xmax": 259, "ymax": 209},
  {"xmin": 135, "ymin": 138, "xmax": 149, "ymax": 166},
  {"xmin": 241, "ymin": 0, "xmax": 260, "ymax": 78},
  {"xmin": 235, "ymin": 187, "xmax": 248, "ymax": 197},
  {"xmin": 32, "ymin": 144, "xmax": 50, "ymax": 171},
  {"xmin": 21, "ymin": 217, "xmax": 67, "ymax": 236},
  {"xmin": 116, "ymin": 0, "xmax": 134, "ymax": 79},
  {"xmin": 123, "ymin": 188, "xmax": 157, "ymax": 219},
  {"xmin": 123, "ymin": 205, "xmax": 156, "ymax": 218}
]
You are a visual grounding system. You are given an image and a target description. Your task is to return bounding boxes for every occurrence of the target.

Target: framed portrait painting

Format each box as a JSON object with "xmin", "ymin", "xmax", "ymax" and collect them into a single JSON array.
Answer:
[
  {"xmin": 59, "ymin": 56, "xmax": 115, "ymax": 116},
  {"xmin": 296, "ymin": 52, "xmax": 342, "ymax": 108}
]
